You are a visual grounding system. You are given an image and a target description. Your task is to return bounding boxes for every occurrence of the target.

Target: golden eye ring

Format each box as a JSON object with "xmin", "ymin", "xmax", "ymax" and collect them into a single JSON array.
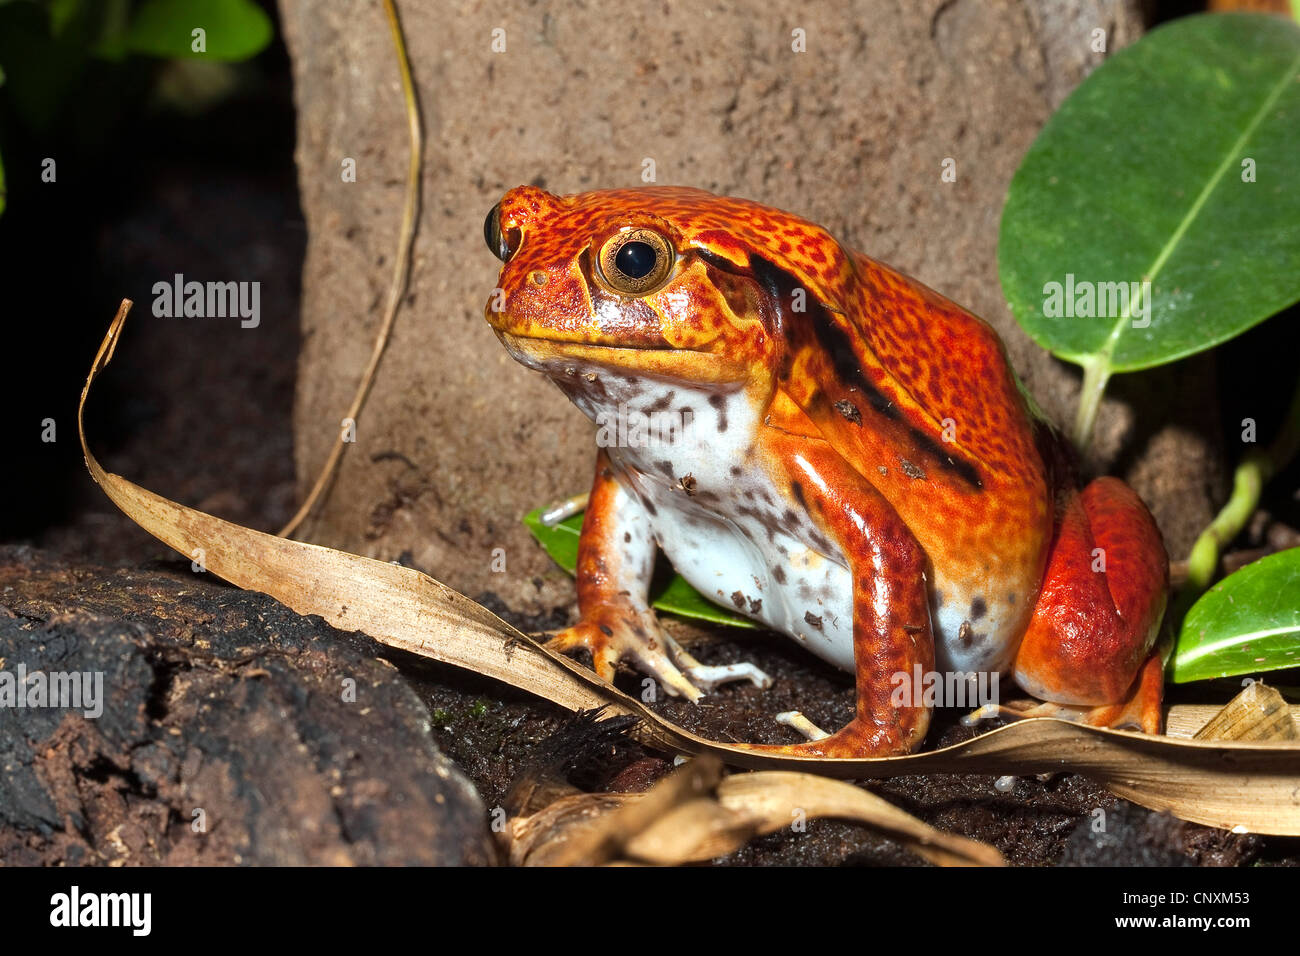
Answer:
[{"xmin": 597, "ymin": 228, "xmax": 674, "ymax": 295}]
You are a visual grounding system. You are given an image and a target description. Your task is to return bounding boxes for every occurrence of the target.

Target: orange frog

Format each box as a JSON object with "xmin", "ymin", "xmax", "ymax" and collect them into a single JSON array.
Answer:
[{"xmin": 483, "ymin": 185, "xmax": 1168, "ymax": 757}]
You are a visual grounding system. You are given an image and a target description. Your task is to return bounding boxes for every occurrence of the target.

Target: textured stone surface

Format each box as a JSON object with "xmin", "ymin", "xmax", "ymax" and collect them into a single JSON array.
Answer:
[
  {"xmin": 279, "ymin": 0, "xmax": 1224, "ymax": 614},
  {"xmin": 0, "ymin": 547, "xmax": 493, "ymax": 866}
]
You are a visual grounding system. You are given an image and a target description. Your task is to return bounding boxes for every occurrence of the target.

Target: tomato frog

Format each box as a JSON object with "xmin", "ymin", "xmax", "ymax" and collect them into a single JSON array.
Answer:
[{"xmin": 482, "ymin": 185, "xmax": 1168, "ymax": 757}]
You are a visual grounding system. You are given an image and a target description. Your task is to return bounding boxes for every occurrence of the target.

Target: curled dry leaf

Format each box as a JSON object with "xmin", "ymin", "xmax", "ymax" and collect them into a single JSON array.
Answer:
[
  {"xmin": 1193, "ymin": 682, "xmax": 1299, "ymax": 742},
  {"xmin": 80, "ymin": 303, "xmax": 1300, "ymax": 836},
  {"xmin": 504, "ymin": 756, "xmax": 1003, "ymax": 866}
]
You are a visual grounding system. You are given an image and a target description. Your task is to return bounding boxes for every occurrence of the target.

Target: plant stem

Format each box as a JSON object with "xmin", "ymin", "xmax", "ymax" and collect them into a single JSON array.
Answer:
[
  {"xmin": 1170, "ymin": 374, "xmax": 1300, "ymax": 629},
  {"xmin": 1071, "ymin": 357, "xmax": 1111, "ymax": 453}
]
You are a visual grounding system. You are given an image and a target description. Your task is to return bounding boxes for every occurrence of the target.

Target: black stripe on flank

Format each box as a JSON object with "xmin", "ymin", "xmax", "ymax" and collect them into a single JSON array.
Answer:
[
  {"xmin": 907, "ymin": 424, "xmax": 984, "ymax": 490},
  {"xmin": 703, "ymin": 252, "xmax": 983, "ymax": 491},
  {"xmin": 809, "ymin": 310, "xmax": 904, "ymax": 424}
]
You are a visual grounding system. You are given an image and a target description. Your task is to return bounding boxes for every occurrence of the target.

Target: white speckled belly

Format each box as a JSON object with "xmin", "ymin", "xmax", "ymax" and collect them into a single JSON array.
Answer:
[{"xmin": 545, "ymin": 357, "xmax": 1024, "ymax": 679}]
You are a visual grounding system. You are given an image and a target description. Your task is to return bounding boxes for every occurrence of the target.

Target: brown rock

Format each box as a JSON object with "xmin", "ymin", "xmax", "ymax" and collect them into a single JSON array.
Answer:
[{"xmin": 0, "ymin": 547, "xmax": 493, "ymax": 866}]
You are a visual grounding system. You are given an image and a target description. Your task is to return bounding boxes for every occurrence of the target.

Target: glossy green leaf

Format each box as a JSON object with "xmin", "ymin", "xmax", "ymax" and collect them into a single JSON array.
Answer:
[
  {"xmin": 125, "ymin": 0, "xmax": 271, "ymax": 61},
  {"xmin": 1172, "ymin": 548, "xmax": 1300, "ymax": 682},
  {"xmin": 999, "ymin": 13, "xmax": 1300, "ymax": 373},
  {"xmin": 523, "ymin": 506, "xmax": 757, "ymax": 629}
]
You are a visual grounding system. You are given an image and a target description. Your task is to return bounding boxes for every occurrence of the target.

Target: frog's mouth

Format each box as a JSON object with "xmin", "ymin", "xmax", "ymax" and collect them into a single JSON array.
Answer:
[{"xmin": 495, "ymin": 329, "xmax": 751, "ymax": 385}]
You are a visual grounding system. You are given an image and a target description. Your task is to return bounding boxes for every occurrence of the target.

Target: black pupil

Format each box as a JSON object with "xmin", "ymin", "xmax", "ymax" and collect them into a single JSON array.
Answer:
[
  {"xmin": 615, "ymin": 240, "xmax": 657, "ymax": 279},
  {"xmin": 484, "ymin": 204, "xmax": 506, "ymax": 261}
]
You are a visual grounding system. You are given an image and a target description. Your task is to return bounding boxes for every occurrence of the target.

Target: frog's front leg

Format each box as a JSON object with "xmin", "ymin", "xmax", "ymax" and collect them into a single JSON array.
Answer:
[
  {"xmin": 546, "ymin": 448, "xmax": 771, "ymax": 701},
  {"xmin": 1009, "ymin": 477, "xmax": 1169, "ymax": 732},
  {"xmin": 744, "ymin": 432, "xmax": 935, "ymax": 758}
]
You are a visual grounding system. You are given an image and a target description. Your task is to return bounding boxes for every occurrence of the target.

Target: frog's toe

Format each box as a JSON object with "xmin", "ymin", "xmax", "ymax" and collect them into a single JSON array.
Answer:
[
  {"xmin": 541, "ymin": 614, "xmax": 705, "ymax": 702},
  {"xmin": 775, "ymin": 710, "xmax": 830, "ymax": 741},
  {"xmin": 664, "ymin": 635, "xmax": 772, "ymax": 692}
]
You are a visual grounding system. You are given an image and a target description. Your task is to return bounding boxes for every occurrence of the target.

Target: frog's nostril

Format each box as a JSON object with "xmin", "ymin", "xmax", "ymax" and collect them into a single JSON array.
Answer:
[{"xmin": 484, "ymin": 203, "xmax": 510, "ymax": 262}]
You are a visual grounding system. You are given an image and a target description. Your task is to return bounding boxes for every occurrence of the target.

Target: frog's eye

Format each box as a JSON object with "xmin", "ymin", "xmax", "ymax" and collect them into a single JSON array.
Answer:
[
  {"xmin": 597, "ymin": 229, "xmax": 674, "ymax": 295},
  {"xmin": 484, "ymin": 203, "xmax": 513, "ymax": 262}
]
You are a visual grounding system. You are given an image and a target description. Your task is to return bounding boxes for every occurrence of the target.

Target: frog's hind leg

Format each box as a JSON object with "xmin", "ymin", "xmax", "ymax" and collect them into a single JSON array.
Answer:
[
  {"xmin": 731, "ymin": 433, "xmax": 936, "ymax": 758},
  {"xmin": 1007, "ymin": 477, "xmax": 1168, "ymax": 734}
]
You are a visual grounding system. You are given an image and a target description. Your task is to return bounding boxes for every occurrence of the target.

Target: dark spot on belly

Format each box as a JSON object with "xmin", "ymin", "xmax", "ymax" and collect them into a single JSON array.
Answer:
[
  {"xmin": 730, "ymin": 465, "xmax": 742, "ymax": 477},
  {"xmin": 646, "ymin": 391, "xmax": 675, "ymax": 413},
  {"xmin": 833, "ymin": 399, "xmax": 862, "ymax": 426},
  {"xmin": 748, "ymin": 596, "xmax": 763, "ymax": 615},
  {"xmin": 731, "ymin": 590, "xmax": 746, "ymax": 609},
  {"xmin": 773, "ymin": 565, "xmax": 787, "ymax": 584},
  {"xmin": 804, "ymin": 611, "xmax": 823, "ymax": 630},
  {"xmin": 1007, "ymin": 592, "xmax": 1017, "ymax": 607},
  {"xmin": 970, "ymin": 596, "xmax": 988, "ymax": 620},
  {"xmin": 708, "ymin": 396, "xmax": 728, "ymax": 431},
  {"xmin": 900, "ymin": 458, "xmax": 927, "ymax": 480},
  {"xmin": 642, "ymin": 498, "xmax": 657, "ymax": 516},
  {"xmin": 623, "ymin": 532, "xmax": 632, "ymax": 543},
  {"xmin": 957, "ymin": 620, "xmax": 987, "ymax": 648}
]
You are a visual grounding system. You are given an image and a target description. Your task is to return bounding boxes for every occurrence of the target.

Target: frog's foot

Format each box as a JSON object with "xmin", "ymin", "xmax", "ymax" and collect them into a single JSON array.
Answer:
[
  {"xmin": 544, "ymin": 607, "xmax": 770, "ymax": 702},
  {"xmin": 970, "ymin": 652, "xmax": 1164, "ymax": 735},
  {"xmin": 663, "ymin": 635, "xmax": 772, "ymax": 694}
]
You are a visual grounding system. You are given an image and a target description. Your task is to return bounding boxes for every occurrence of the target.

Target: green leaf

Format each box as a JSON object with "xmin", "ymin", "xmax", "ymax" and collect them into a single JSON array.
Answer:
[
  {"xmin": 0, "ymin": 0, "xmax": 90, "ymax": 129},
  {"xmin": 1171, "ymin": 548, "xmax": 1300, "ymax": 682},
  {"xmin": 125, "ymin": 0, "xmax": 272, "ymax": 61},
  {"xmin": 522, "ymin": 506, "xmax": 757, "ymax": 629},
  {"xmin": 999, "ymin": 13, "xmax": 1300, "ymax": 374}
]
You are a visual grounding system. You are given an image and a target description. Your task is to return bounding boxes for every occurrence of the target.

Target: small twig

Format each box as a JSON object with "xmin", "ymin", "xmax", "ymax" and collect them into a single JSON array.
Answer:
[{"xmin": 278, "ymin": 0, "xmax": 424, "ymax": 539}]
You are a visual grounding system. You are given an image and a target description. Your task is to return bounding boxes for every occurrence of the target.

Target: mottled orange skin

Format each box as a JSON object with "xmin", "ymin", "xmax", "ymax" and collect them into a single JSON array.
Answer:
[{"xmin": 485, "ymin": 185, "xmax": 1168, "ymax": 756}]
